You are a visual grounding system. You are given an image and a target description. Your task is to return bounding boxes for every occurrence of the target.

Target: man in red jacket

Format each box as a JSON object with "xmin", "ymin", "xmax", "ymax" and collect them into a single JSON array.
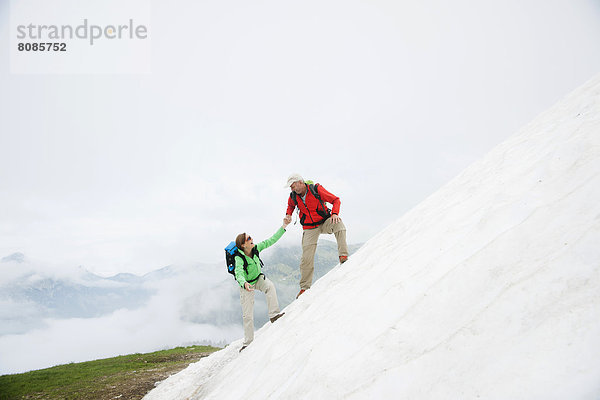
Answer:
[{"xmin": 284, "ymin": 173, "xmax": 349, "ymax": 298}]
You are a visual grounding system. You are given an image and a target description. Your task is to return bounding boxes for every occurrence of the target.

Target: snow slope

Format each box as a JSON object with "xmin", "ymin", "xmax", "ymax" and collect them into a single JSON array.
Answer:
[{"xmin": 144, "ymin": 75, "xmax": 600, "ymax": 399}]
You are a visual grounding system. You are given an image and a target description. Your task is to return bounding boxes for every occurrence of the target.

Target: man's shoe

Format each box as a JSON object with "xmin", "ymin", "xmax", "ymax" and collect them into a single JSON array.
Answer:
[
  {"xmin": 239, "ymin": 345, "xmax": 247, "ymax": 353},
  {"xmin": 339, "ymin": 255, "xmax": 348, "ymax": 264},
  {"xmin": 270, "ymin": 312, "xmax": 285, "ymax": 323},
  {"xmin": 296, "ymin": 289, "xmax": 305, "ymax": 299}
]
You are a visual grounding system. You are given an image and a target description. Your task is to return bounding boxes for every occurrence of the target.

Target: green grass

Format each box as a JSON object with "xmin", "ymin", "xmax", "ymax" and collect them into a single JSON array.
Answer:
[{"xmin": 0, "ymin": 345, "xmax": 219, "ymax": 400}]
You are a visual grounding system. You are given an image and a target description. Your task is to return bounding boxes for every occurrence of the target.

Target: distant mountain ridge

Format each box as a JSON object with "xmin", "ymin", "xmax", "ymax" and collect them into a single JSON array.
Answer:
[
  {"xmin": 0, "ymin": 262, "xmax": 154, "ymax": 335},
  {"xmin": 0, "ymin": 241, "xmax": 362, "ymax": 336}
]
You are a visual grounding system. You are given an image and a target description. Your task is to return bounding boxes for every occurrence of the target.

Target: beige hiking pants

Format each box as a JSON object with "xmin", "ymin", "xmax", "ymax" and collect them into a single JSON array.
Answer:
[
  {"xmin": 299, "ymin": 217, "xmax": 348, "ymax": 290},
  {"xmin": 239, "ymin": 274, "xmax": 280, "ymax": 346}
]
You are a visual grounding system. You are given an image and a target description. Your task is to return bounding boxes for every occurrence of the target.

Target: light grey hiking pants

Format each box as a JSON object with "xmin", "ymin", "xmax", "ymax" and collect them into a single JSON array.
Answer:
[
  {"xmin": 239, "ymin": 274, "xmax": 281, "ymax": 346},
  {"xmin": 300, "ymin": 217, "xmax": 348, "ymax": 290}
]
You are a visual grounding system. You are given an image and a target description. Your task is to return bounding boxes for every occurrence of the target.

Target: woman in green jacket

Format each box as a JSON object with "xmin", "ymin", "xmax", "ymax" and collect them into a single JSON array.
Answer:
[{"xmin": 234, "ymin": 218, "xmax": 289, "ymax": 351}]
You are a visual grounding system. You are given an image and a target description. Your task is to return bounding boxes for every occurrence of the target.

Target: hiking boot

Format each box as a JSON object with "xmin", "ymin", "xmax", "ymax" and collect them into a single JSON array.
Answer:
[
  {"xmin": 239, "ymin": 345, "xmax": 247, "ymax": 353},
  {"xmin": 296, "ymin": 289, "xmax": 305, "ymax": 299},
  {"xmin": 270, "ymin": 312, "xmax": 285, "ymax": 323},
  {"xmin": 339, "ymin": 255, "xmax": 348, "ymax": 264}
]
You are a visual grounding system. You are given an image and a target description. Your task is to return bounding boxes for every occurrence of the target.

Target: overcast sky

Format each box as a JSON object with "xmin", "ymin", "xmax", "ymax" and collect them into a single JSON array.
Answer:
[{"xmin": 1, "ymin": 0, "xmax": 600, "ymax": 276}]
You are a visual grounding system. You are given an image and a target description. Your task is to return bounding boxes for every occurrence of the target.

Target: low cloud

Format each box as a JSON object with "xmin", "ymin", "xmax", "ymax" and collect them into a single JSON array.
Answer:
[{"xmin": 0, "ymin": 260, "xmax": 245, "ymax": 374}]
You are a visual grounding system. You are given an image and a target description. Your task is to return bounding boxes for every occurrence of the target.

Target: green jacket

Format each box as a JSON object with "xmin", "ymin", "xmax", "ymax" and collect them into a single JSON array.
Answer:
[{"xmin": 235, "ymin": 227, "xmax": 285, "ymax": 288}]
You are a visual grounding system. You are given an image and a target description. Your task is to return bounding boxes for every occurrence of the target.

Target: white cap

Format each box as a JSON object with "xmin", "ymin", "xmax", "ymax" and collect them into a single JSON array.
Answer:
[{"xmin": 285, "ymin": 173, "xmax": 304, "ymax": 188}]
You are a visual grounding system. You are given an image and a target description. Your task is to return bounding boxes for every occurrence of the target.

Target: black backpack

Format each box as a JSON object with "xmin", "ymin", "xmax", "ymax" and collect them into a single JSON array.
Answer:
[
  {"xmin": 290, "ymin": 182, "xmax": 331, "ymax": 226},
  {"xmin": 225, "ymin": 242, "xmax": 264, "ymax": 282}
]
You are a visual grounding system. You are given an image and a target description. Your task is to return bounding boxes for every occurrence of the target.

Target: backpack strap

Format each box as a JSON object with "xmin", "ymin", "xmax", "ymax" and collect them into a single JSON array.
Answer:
[
  {"xmin": 289, "ymin": 190, "xmax": 297, "ymax": 205},
  {"xmin": 234, "ymin": 250, "xmax": 249, "ymax": 274},
  {"xmin": 253, "ymin": 247, "xmax": 265, "ymax": 268},
  {"xmin": 312, "ymin": 184, "xmax": 332, "ymax": 219},
  {"xmin": 310, "ymin": 184, "xmax": 325, "ymax": 209}
]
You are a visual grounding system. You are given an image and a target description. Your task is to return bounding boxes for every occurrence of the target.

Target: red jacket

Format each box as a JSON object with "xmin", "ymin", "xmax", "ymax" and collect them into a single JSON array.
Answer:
[{"xmin": 286, "ymin": 183, "xmax": 341, "ymax": 230}]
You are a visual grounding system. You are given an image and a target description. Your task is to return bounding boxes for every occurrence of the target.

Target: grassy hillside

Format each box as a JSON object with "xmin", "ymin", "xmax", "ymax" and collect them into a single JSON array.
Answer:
[{"xmin": 0, "ymin": 345, "xmax": 219, "ymax": 400}]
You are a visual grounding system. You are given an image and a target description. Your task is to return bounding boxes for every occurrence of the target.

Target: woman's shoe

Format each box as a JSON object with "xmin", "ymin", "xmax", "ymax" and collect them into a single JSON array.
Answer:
[{"xmin": 270, "ymin": 312, "xmax": 285, "ymax": 323}]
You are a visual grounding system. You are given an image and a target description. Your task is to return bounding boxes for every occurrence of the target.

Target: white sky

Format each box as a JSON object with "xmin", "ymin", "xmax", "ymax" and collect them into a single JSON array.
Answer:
[{"xmin": 1, "ymin": 0, "xmax": 600, "ymax": 275}]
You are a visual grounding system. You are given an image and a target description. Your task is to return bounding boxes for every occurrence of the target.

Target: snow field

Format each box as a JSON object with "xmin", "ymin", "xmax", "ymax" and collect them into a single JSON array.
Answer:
[{"xmin": 144, "ymin": 74, "xmax": 600, "ymax": 399}]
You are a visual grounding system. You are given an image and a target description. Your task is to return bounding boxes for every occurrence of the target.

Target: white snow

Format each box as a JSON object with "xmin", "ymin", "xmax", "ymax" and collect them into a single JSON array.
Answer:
[{"xmin": 143, "ymin": 74, "xmax": 600, "ymax": 399}]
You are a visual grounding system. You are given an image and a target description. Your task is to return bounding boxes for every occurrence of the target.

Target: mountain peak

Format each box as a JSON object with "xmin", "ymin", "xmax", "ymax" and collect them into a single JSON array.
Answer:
[{"xmin": 1, "ymin": 252, "xmax": 25, "ymax": 264}]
